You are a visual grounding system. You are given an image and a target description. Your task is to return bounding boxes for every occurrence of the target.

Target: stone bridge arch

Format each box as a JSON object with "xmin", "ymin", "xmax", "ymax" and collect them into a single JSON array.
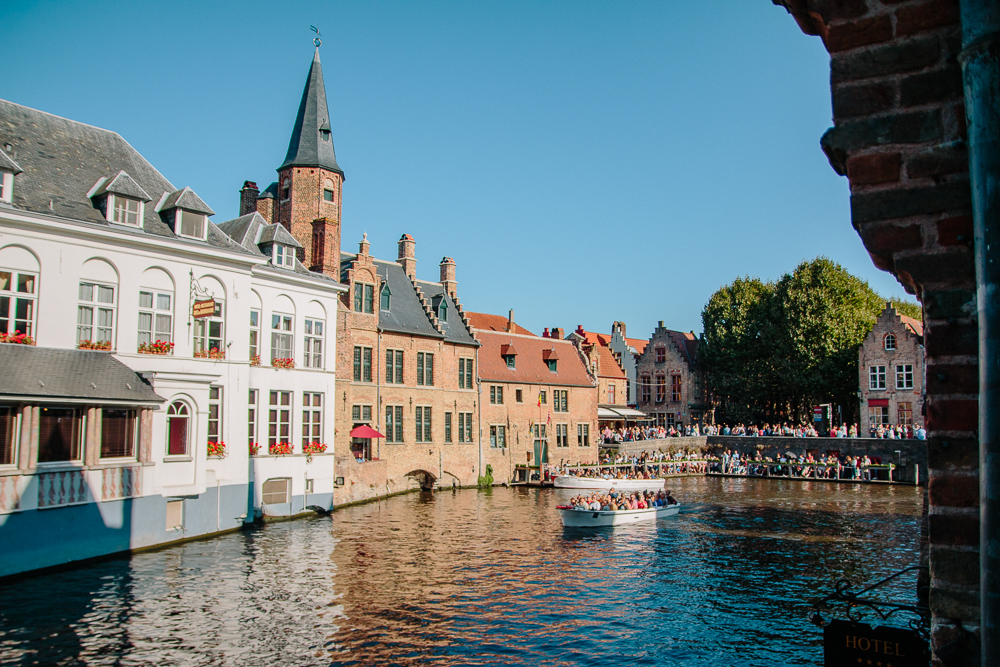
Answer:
[{"xmin": 404, "ymin": 469, "xmax": 437, "ymax": 491}]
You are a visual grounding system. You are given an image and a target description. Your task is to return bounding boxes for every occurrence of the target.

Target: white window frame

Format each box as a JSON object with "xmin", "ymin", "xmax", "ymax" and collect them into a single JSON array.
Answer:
[
  {"xmin": 138, "ymin": 289, "xmax": 173, "ymax": 348},
  {"xmin": 0, "ymin": 268, "xmax": 37, "ymax": 337},
  {"xmin": 0, "ymin": 171, "xmax": 12, "ymax": 203},
  {"xmin": 208, "ymin": 386, "xmax": 223, "ymax": 444},
  {"xmin": 166, "ymin": 401, "xmax": 191, "ymax": 458},
  {"xmin": 869, "ymin": 365, "xmax": 887, "ymax": 390},
  {"xmin": 193, "ymin": 300, "xmax": 225, "ymax": 357},
  {"xmin": 249, "ymin": 309, "xmax": 260, "ymax": 362},
  {"xmin": 884, "ymin": 333, "xmax": 896, "ymax": 351},
  {"xmin": 896, "ymin": 364, "xmax": 914, "ymax": 390},
  {"xmin": 304, "ymin": 318, "xmax": 324, "ymax": 369},
  {"xmin": 177, "ymin": 209, "xmax": 207, "ymax": 240},
  {"xmin": 273, "ymin": 244, "xmax": 295, "ymax": 269},
  {"xmin": 248, "ymin": 389, "xmax": 258, "ymax": 449},
  {"xmin": 268, "ymin": 390, "xmax": 292, "ymax": 449},
  {"xmin": 271, "ymin": 313, "xmax": 293, "ymax": 363},
  {"xmin": 107, "ymin": 194, "xmax": 144, "ymax": 227},
  {"xmin": 77, "ymin": 281, "xmax": 116, "ymax": 348},
  {"xmin": 302, "ymin": 392, "xmax": 323, "ymax": 448}
]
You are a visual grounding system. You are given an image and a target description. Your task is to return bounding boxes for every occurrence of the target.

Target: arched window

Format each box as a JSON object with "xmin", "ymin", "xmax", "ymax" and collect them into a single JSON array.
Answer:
[
  {"xmin": 884, "ymin": 333, "xmax": 896, "ymax": 351},
  {"xmin": 0, "ymin": 245, "xmax": 39, "ymax": 340},
  {"xmin": 167, "ymin": 401, "xmax": 190, "ymax": 456}
]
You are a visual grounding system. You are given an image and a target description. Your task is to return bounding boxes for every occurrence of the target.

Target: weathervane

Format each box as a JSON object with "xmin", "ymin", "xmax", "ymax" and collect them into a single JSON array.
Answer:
[{"xmin": 310, "ymin": 25, "xmax": 322, "ymax": 48}]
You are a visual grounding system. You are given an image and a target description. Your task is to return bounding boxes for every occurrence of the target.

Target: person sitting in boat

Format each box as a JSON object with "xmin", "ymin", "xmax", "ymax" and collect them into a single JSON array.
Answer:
[{"xmin": 665, "ymin": 490, "xmax": 678, "ymax": 505}]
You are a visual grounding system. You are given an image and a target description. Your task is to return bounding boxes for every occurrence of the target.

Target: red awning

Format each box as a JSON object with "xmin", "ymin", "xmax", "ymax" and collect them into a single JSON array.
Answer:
[
  {"xmin": 350, "ymin": 425, "xmax": 385, "ymax": 439},
  {"xmin": 868, "ymin": 398, "xmax": 889, "ymax": 407}
]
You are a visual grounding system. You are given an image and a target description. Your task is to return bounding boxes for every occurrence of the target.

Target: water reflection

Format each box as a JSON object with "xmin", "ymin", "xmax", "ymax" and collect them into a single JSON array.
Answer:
[{"xmin": 0, "ymin": 478, "xmax": 922, "ymax": 666}]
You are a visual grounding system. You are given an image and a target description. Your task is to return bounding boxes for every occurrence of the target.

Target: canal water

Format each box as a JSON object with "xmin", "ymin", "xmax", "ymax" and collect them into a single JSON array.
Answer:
[{"xmin": 0, "ymin": 478, "xmax": 923, "ymax": 666}]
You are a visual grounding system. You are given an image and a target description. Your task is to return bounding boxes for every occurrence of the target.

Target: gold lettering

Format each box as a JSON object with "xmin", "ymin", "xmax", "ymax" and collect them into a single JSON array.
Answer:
[
  {"xmin": 895, "ymin": 643, "xmax": 905, "ymax": 657},
  {"xmin": 846, "ymin": 635, "xmax": 857, "ymax": 649},
  {"xmin": 873, "ymin": 640, "xmax": 882, "ymax": 653},
  {"xmin": 883, "ymin": 642, "xmax": 893, "ymax": 656},
  {"xmin": 858, "ymin": 638, "xmax": 871, "ymax": 651}
]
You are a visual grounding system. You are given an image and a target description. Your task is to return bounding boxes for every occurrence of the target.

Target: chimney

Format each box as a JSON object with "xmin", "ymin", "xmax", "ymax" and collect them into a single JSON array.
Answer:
[
  {"xmin": 575, "ymin": 324, "xmax": 585, "ymax": 337},
  {"xmin": 398, "ymin": 234, "xmax": 417, "ymax": 280},
  {"xmin": 551, "ymin": 327, "xmax": 564, "ymax": 340},
  {"xmin": 240, "ymin": 181, "xmax": 259, "ymax": 216},
  {"xmin": 439, "ymin": 257, "xmax": 457, "ymax": 296},
  {"xmin": 615, "ymin": 321, "xmax": 626, "ymax": 339},
  {"xmin": 359, "ymin": 232, "xmax": 370, "ymax": 256},
  {"xmin": 310, "ymin": 216, "xmax": 341, "ymax": 278},
  {"xmin": 542, "ymin": 327, "xmax": 550, "ymax": 338},
  {"xmin": 507, "ymin": 309, "xmax": 515, "ymax": 333}
]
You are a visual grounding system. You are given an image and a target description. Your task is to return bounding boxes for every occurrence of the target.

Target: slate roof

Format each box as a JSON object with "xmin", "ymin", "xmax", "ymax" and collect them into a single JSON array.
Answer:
[
  {"xmin": 0, "ymin": 99, "xmax": 250, "ymax": 256},
  {"xmin": 477, "ymin": 330, "xmax": 594, "ymax": 387},
  {"xmin": 0, "ymin": 345, "xmax": 164, "ymax": 404},
  {"xmin": 668, "ymin": 331, "xmax": 699, "ymax": 367},
  {"xmin": 92, "ymin": 170, "xmax": 151, "ymax": 201},
  {"xmin": 258, "ymin": 222, "xmax": 302, "ymax": 247},
  {"xmin": 416, "ymin": 280, "xmax": 477, "ymax": 345},
  {"xmin": 0, "ymin": 148, "xmax": 24, "ymax": 174},
  {"xmin": 160, "ymin": 186, "xmax": 215, "ymax": 215},
  {"xmin": 466, "ymin": 311, "xmax": 535, "ymax": 336},
  {"xmin": 279, "ymin": 49, "xmax": 344, "ymax": 176},
  {"xmin": 259, "ymin": 182, "xmax": 278, "ymax": 199}
]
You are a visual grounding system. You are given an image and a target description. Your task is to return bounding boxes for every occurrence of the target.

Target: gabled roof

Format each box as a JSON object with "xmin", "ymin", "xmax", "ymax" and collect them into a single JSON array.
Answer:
[
  {"xmin": 0, "ymin": 148, "xmax": 24, "ymax": 174},
  {"xmin": 259, "ymin": 222, "xmax": 302, "ymax": 247},
  {"xmin": 626, "ymin": 337, "xmax": 648, "ymax": 354},
  {"xmin": 159, "ymin": 186, "xmax": 215, "ymax": 215},
  {"xmin": 279, "ymin": 49, "xmax": 344, "ymax": 176},
  {"xmin": 466, "ymin": 311, "xmax": 535, "ymax": 336},
  {"xmin": 580, "ymin": 330, "xmax": 611, "ymax": 346},
  {"xmin": 900, "ymin": 314, "xmax": 923, "ymax": 337},
  {"xmin": 417, "ymin": 280, "xmax": 477, "ymax": 345},
  {"xmin": 92, "ymin": 169, "xmax": 151, "ymax": 201},
  {"xmin": 477, "ymin": 330, "xmax": 593, "ymax": 387},
  {"xmin": 0, "ymin": 345, "xmax": 163, "ymax": 404},
  {"xmin": 592, "ymin": 343, "xmax": 626, "ymax": 379}
]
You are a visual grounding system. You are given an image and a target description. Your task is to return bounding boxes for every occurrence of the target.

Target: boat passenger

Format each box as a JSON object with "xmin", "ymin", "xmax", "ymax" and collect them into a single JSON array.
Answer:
[{"xmin": 666, "ymin": 490, "xmax": 678, "ymax": 505}]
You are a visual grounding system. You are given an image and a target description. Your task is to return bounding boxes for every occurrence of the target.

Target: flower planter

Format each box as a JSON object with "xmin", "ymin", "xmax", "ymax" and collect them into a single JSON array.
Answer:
[
  {"xmin": 195, "ymin": 348, "xmax": 226, "ymax": 360},
  {"xmin": 78, "ymin": 340, "xmax": 113, "ymax": 351},
  {"xmin": 138, "ymin": 341, "xmax": 174, "ymax": 355},
  {"xmin": 249, "ymin": 442, "xmax": 261, "ymax": 456},
  {"xmin": 250, "ymin": 355, "xmax": 261, "ymax": 367},
  {"xmin": 0, "ymin": 332, "xmax": 35, "ymax": 345},
  {"xmin": 303, "ymin": 442, "xmax": 328, "ymax": 462},
  {"xmin": 271, "ymin": 358, "xmax": 295, "ymax": 369},
  {"xmin": 207, "ymin": 441, "xmax": 227, "ymax": 458},
  {"xmin": 268, "ymin": 442, "xmax": 293, "ymax": 456}
]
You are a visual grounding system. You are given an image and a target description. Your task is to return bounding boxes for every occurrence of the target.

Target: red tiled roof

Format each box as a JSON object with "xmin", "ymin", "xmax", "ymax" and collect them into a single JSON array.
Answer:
[
  {"xmin": 900, "ymin": 314, "xmax": 923, "ymax": 337},
  {"xmin": 466, "ymin": 311, "xmax": 535, "ymax": 336},
  {"xmin": 626, "ymin": 337, "xmax": 647, "ymax": 354},
  {"xmin": 593, "ymin": 344, "xmax": 625, "ymax": 379},
  {"xmin": 477, "ymin": 330, "xmax": 593, "ymax": 386},
  {"xmin": 581, "ymin": 330, "xmax": 610, "ymax": 346}
]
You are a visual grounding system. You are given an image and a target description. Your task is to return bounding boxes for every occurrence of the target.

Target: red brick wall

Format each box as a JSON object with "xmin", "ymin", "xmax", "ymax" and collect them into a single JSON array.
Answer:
[
  {"xmin": 776, "ymin": 1, "xmax": 977, "ymax": 662},
  {"xmin": 276, "ymin": 166, "xmax": 343, "ymax": 275}
]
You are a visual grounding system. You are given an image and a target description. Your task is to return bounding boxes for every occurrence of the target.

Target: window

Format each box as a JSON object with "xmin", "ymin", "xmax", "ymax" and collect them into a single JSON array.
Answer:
[
  {"xmin": 138, "ymin": 290, "xmax": 172, "ymax": 348},
  {"xmin": 305, "ymin": 478, "xmax": 314, "ymax": 494},
  {"xmin": 248, "ymin": 389, "xmax": 258, "ymax": 447},
  {"xmin": 656, "ymin": 347, "xmax": 666, "ymax": 363},
  {"xmin": 869, "ymin": 365, "xmax": 887, "ymax": 390},
  {"xmin": 323, "ymin": 189, "xmax": 334, "ymax": 202},
  {"xmin": 459, "ymin": 358, "xmax": 473, "ymax": 389},
  {"xmin": 505, "ymin": 354, "xmax": 516, "ymax": 369},
  {"xmin": 271, "ymin": 313, "xmax": 293, "ymax": 362},
  {"xmin": 273, "ymin": 244, "xmax": 295, "ymax": 268},
  {"xmin": 302, "ymin": 393, "xmax": 323, "ymax": 448},
  {"xmin": 640, "ymin": 377, "xmax": 651, "ymax": 403},
  {"xmin": 577, "ymin": 423, "xmax": 590, "ymax": 447},
  {"xmin": 666, "ymin": 413, "xmax": 676, "ymax": 428},
  {"xmin": 607, "ymin": 383, "xmax": 615, "ymax": 403},
  {"xmin": 281, "ymin": 181, "xmax": 290, "ymax": 201},
  {"xmin": 166, "ymin": 500, "xmax": 184, "ymax": 531},
  {"xmin": 490, "ymin": 425, "xmax": 506, "ymax": 448},
  {"xmin": 444, "ymin": 412, "xmax": 452, "ymax": 443},
  {"xmin": 555, "ymin": 424, "xmax": 568, "ymax": 447},
  {"xmin": 415, "ymin": 406, "xmax": 432, "ymax": 443},
  {"xmin": 386, "ymin": 405, "xmax": 404, "ymax": 443},
  {"xmin": 385, "ymin": 349, "xmax": 403, "ymax": 384},
  {"xmin": 417, "ymin": 352, "xmax": 434, "ymax": 386},
  {"xmin": 0, "ymin": 171, "xmax": 12, "ymax": 203},
  {"xmin": 261, "ymin": 478, "xmax": 290, "ymax": 505},
  {"xmin": 554, "ymin": 390, "xmax": 569, "ymax": 413},
  {"xmin": 77, "ymin": 282, "xmax": 116, "ymax": 347},
  {"xmin": 539, "ymin": 391, "xmax": 547, "ymax": 405},
  {"xmin": 166, "ymin": 401, "xmax": 189, "ymax": 456},
  {"xmin": 898, "ymin": 402, "xmax": 913, "ymax": 426},
  {"xmin": 111, "ymin": 196, "xmax": 141, "ymax": 226},
  {"xmin": 354, "ymin": 283, "xmax": 374, "ymax": 313},
  {"xmin": 178, "ymin": 210, "xmax": 206, "ymax": 240},
  {"xmin": 352, "ymin": 347, "xmax": 373, "ymax": 382},
  {"xmin": 869, "ymin": 406, "xmax": 889, "ymax": 426},
  {"xmin": 532, "ymin": 424, "xmax": 546, "ymax": 455},
  {"xmin": 0, "ymin": 270, "xmax": 36, "ymax": 337},
  {"xmin": 101, "ymin": 409, "xmax": 136, "ymax": 459},
  {"xmin": 656, "ymin": 376, "xmax": 666, "ymax": 403},
  {"xmin": 194, "ymin": 300, "xmax": 225, "ymax": 357},
  {"xmin": 37, "ymin": 407, "xmax": 81, "ymax": 462},
  {"xmin": 380, "ymin": 283, "xmax": 391, "ymax": 311},
  {"xmin": 546, "ymin": 359, "xmax": 557, "ymax": 372},
  {"xmin": 203, "ymin": 387, "xmax": 221, "ymax": 445},
  {"xmin": 490, "ymin": 386, "xmax": 504, "ymax": 404},
  {"xmin": 671, "ymin": 375, "xmax": 682, "ymax": 402},
  {"xmin": 458, "ymin": 413, "xmax": 473, "ymax": 443},
  {"xmin": 304, "ymin": 319, "xmax": 324, "ymax": 368},
  {"xmin": 896, "ymin": 364, "xmax": 914, "ymax": 390},
  {"xmin": 0, "ymin": 406, "xmax": 13, "ymax": 465},
  {"xmin": 268, "ymin": 391, "xmax": 291, "ymax": 448},
  {"xmin": 249, "ymin": 309, "xmax": 260, "ymax": 361},
  {"xmin": 516, "ymin": 389, "xmax": 523, "ymax": 403},
  {"xmin": 351, "ymin": 404, "xmax": 372, "ymax": 423},
  {"xmin": 884, "ymin": 333, "xmax": 896, "ymax": 351},
  {"xmin": 438, "ymin": 299, "xmax": 448, "ymax": 322}
]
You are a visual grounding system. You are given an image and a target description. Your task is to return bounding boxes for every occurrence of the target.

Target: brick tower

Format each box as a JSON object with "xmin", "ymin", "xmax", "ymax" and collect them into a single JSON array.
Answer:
[{"xmin": 275, "ymin": 47, "xmax": 345, "ymax": 277}]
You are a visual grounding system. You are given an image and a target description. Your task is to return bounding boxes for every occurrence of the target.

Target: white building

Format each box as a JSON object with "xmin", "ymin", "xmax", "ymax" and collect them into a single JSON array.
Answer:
[{"xmin": 0, "ymin": 54, "xmax": 348, "ymax": 577}]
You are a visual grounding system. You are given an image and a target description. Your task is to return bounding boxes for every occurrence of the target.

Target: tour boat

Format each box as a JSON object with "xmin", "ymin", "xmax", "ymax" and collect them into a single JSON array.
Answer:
[
  {"xmin": 556, "ymin": 504, "xmax": 681, "ymax": 527},
  {"xmin": 553, "ymin": 475, "xmax": 665, "ymax": 492}
]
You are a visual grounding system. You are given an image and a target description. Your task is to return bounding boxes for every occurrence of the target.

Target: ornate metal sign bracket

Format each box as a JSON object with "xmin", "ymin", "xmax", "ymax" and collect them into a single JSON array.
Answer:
[
  {"xmin": 809, "ymin": 565, "xmax": 930, "ymax": 640},
  {"xmin": 187, "ymin": 270, "xmax": 216, "ymax": 327}
]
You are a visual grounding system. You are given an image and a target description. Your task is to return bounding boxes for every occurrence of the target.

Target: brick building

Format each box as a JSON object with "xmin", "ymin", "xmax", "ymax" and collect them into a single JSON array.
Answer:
[
  {"xmin": 468, "ymin": 313, "xmax": 599, "ymax": 473},
  {"xmin": 858, "ymin": 304, "xmax": 925, "ymax": 434},
  {"xmin": 567, "ymin": 326, "xmax": 647, "ymax": 428},
  {"xmin": 607, "ymin": 321, "xmax": 647, "ymax": 406},
  {"xmin": 634, "ymin": 322, "xmax": 710, "ymax": 428}
]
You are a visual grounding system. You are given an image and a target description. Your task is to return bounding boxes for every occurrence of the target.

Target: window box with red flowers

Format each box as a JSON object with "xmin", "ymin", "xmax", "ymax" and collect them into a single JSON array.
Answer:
[
  {"xmin": 78, "ymin": 340, "xmax": 113, "ymax": 351},
  {"xmin": 271, "ymin": 357, "xmax": 295, "ymax": 369},
  {"xmin": 268, "ymin": 441, "xmax": 293, "ymax": 456},
  {"xmin": 207, "ymin": 441, "xmax": 227, "ymax": 458},
  {"xmin": 303, "ymin": 442, "xmax": 327, "ymax": 462},
  {"xmin": 0, "ymin": 331, "xmax": 35, "ymax": 346},
  {"xmin": 138, "ymin": 340, "xmax": 174, "ymax": 355},
  {"xmin": 249, "ymin": 442, "xmax": 261, "ymax": 456},
  {"xmin": 250, "ymin": 354, "xmax": 261, "ymax": 367},
  {"xmin": 194, "ymin": 347, "xmax": 226, "ymax": 360}
]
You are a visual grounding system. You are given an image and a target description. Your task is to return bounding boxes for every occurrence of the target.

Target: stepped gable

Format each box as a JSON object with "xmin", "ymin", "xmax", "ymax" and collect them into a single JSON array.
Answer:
[
  {"xmin": 416, "ymin": 280, "xmax": 477, "ymax": 345},
  {"xmin": 0, "ymin": 99, "xmax": 248, "ymax": 254},
  {"xmin": 591, "ymin": 343, "xmax": 626, "ymax": 379},
  {"xmin": 476, "ymin": 329, "xmax": 593, "ymax": 387},
  {"xmin": 339, "ymin": 252, "xmax": 441, "ymax": 339}
]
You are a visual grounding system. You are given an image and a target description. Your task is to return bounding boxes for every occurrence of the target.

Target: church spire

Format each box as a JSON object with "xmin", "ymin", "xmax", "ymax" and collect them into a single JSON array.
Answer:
[{"xmin": 279, "ymin": 48, "xmax": 344, "ymax": 178}]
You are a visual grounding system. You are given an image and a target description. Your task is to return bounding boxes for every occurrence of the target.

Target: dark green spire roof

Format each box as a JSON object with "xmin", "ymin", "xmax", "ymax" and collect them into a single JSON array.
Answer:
[{"xmin": 279, "ymin": 49, "xmax": 344, "ymax": 178}]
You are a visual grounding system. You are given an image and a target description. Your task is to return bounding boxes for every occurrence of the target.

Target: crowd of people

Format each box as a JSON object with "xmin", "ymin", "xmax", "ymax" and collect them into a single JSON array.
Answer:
[
  {"xmin": 600, "ymin": 421, "xmax": 927, "ymax": 442},
  {"xmin": 568, "ymin": 488, "xmax": 678, "ymax": 512},
  {"xmin": 557, "ymin": 449, "xmax": 710, "ymax": 479},
  {"xmin": 715, "ymin": 449, "xmax": 895, "ymax": 481}
]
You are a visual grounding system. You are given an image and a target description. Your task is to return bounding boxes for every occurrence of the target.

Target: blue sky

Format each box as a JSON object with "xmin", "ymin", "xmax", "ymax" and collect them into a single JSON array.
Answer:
[{"xmin": 0, "ymin": 1, "xmax": 913, "ymax": 338}]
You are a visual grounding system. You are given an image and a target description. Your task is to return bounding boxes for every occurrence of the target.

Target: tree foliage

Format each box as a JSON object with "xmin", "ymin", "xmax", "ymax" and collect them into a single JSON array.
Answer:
[
  {"xmin": 701, "ymin": 257, "xmax": 904, "ymax": 425},
  {"xmin": 889, "ymin": 297, "xmax": 921, "ymax": 320}
]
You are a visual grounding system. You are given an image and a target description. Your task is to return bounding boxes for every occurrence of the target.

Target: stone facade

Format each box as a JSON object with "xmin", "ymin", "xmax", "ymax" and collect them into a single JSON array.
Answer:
[
  {"xmin": 635, "ymin": 321, "xmax": 709, "ymax": 428},
  {"xmin": 859, "ymin": 304, "xmax": 925, "ymax": 434}
]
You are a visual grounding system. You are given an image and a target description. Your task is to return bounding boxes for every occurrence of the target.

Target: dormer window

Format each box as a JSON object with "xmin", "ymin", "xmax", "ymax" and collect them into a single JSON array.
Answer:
[
  {"xmin": 178, "ymin": 210, "xmax": 205, "ymax": 240},
  {"xmin": 111, "ymin": 196, "xmax": 142, "ymax": 226},
  {"xmin": 0, "ymin": 171, "xmax": 12, "ymax": 203},
  {"xmin": 380, "ymin": 283, "xmax": 391, "ymax": 311},
  {"xmin": 547, "ymin": 359, "xmax": 558, "ymax": 372},
  {"xmin": 273, "ymin": 244, "xmax": 295, "ymax": 268},
  {"xmin": 504, "ymin": 354, "xmax": 515, "ymax": 369},
  {"xmin": 438, "ymin": 299, "xmax": 448, "ymax": 322}
]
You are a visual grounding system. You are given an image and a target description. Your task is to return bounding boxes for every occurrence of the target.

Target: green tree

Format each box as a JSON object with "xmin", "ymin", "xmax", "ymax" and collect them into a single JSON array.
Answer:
[{"xmin": 889, "ymin": 297, "xmax": 922, "ymax": 320}]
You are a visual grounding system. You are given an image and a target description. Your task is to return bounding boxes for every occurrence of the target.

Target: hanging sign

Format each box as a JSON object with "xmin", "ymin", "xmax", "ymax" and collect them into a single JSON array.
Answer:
[
  {"xmin": 823, "ymin": 620, "xmax": 929, "ymax": 667},
  {"xmin": 192, "ymin": 299, "xmax": 216, "ymax": 319}
]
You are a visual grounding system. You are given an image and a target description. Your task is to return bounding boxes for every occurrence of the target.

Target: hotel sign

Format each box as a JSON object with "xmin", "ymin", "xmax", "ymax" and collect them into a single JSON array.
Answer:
[
  {"xmin": 824, "ymin": 620, "xmax": 928, "ymax": 666},
  {"xmin": 192, "ymin": 299, "xmax": 216, "ymax": 319}
]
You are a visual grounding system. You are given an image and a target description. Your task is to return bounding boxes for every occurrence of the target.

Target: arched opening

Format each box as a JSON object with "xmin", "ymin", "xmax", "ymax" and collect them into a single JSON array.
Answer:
[{"xmin": 404, "ymin": 469, "xmax": 438, "ymax": 491}]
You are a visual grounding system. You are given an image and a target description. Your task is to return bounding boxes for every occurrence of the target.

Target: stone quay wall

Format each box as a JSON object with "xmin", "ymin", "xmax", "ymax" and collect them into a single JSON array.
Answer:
[{"xmin": 611, "ymin": 436, "xmax": 927, "ymax": 484}]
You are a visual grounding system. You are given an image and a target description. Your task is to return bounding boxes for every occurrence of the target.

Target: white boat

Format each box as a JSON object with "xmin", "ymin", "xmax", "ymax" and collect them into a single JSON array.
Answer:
[
  {"xmin": 557, "ymin": 504, "xmax": 681, "ymax": 527},
  {"xmin": 553, "ymin": 475, "xmax": 665, "ymax": 492}
]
